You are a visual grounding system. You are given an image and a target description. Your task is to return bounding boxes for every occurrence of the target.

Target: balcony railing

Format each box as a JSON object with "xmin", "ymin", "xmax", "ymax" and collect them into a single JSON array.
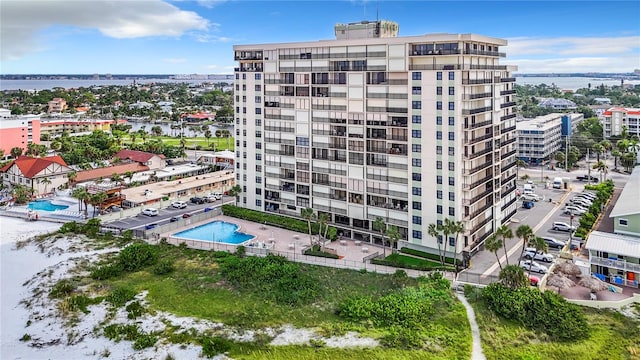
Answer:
[
  {"xmin": 464, "ymin": 175, "xmax": 492, "ymax": 190},
  {"xmin": 463, "ymin": 49, "xmax": 506, "ymax": 57},
  {"xmin": 466, "ymin": 146, "xmax": 493, "ymax": 160},
  {"xmin": 591, "ymin": 256, "xmax": 640, "ymax": 272},
  {"xmin": 500, "ymin": 101, "xmax": 517, "ymax": 109},
  {"xmin": 468, "ymin": 132, "xmax": 494, "ymax": 145},
  {"xmin": 501, "ymin": 125, "xmax": 517, "ymax": 134},
  {"xmin": 500, "ymin": 89, "xmax": 517, "ymax": 96},
  {"xmin": 500, "ymin": 113, "xmax": 517, "ymax": 121},
  {"xmin": 501, "ymin": 149, "xmax": 517, "ymax": 159},
  {"xmin": 501, "ymin": 196, "xmax": 518, "ymax": 211},
  {"xmin": 463, "ymin": 188, "xmax": 493, "ymax": 206},
  {"xmin": 462, "ymin": 79, "xmax": 493, "ymax": 85},
  {"xmin": 464, "ymin": 92, "xmax": 493, "ymax": 100},
  {"xmin": 469, "ymin": 216, "xmax": 493, "ymax": 236},
  {"xmin": 500, "ymin": 77, "xmax": 516, "ymax": 83},
  {"xmin": 462, "ymin": 106, "xmax": 493, "ymax": 115},
  {"xmin": 465, "ymin": 120, "xmax": 493, "ymax": 130},
  {"xmin": 465, "ymin": 159, "xmax": 492, "ymax": 175}
]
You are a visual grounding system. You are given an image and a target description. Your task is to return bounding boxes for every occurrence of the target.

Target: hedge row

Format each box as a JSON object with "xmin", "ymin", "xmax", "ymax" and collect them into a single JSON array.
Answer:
[
  {"xmin": 400, "ymin": 247, "xmax": 460, "ymax": 266},
  {"xmin": 221, "ymin": 205, "xmax": 337, "ymax": 240},
  {"xmin": 371, "ymin": 257, "xmax": 455, "ymax": 272}
]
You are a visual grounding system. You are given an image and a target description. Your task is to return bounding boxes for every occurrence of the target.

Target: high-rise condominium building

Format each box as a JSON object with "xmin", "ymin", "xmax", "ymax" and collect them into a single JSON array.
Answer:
[{"xmin": 233, "ymin": 21, "xmax": 518, "ymax": 261}]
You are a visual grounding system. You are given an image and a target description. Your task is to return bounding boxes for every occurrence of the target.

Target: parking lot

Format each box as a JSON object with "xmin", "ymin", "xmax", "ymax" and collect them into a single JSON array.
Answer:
[
  {"xmin": 104, "ymin": 196, "xmax": 233, "ymax": 230},
  {"xmin": 465, "ymin": 170, "xmax": 604, "ymax": 279}
]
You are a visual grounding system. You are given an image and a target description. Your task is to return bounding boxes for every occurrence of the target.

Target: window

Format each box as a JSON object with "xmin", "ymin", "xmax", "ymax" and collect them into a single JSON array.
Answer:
[
  {"xmin": 437, "ymin": 86, "xmax": 443, "ymax": 95},
  {"xmin": 412, "ymin": 173, "xmax": 422, "ymax": 181},
  {"xmin": 449, "ymin": 162, "xmax": 455, "ymax": 171},
  {"xmin": 255, "ymin": 73, "xmax": 261, "ymax": 80},
  {"xmin": 437, "ymin": 190, "xmax": 442, "ymax": 199},
  {"xmin": 437, "ymin": 205, "xmax": 443, "ymax": 214},
  {"xmin": 448, "ymin": 117, "xmax": 455, "ymax": 126},
  {"xmin": 448, "ymin": 72, "xmax": 454, "ymax": 80},
  {"xmin": 255, "ymin": 176, "xmax": 262, "ymax": 184},
  {"xmin": 412, "ymin": 101, "xmax": 422, "ymax": 109},
  {"xmin": 235, "ymin": 73, "xmax": 239, "ymax": 80},
  {"xmin": 412, "ymin": 230, "xmax": 422, "ymax": 239},
  {"xmin": 449, "ymin": 177, "xmax": 455, "ymax": 185},
  {"xmin": 436, "ymin": 72, "xmax": 442, "ymax": 80},
  {"xmin": 412, "ymin": 216, "xmax": 422, "ymax": 225},
  {"xmin": 412, "ymin": 72, "xmax": 422, "ymax": 80},
  {"xmin": 436, "ymin": 145, "xmax": 442, "ymax": 154},
  {"xmin": 255, "ymin": 153, "xmax": 262, "ymax": 160},
  {"xmin": 256, "ymin": 199, "xmax": 262, "ymax": 207},
  {"xmin": 448, "ymin": 146, "xmax": 455, "ymax": 155},
  {"xmin": 436, "ymin": 161, "xmax": 442, "ymax": 169},
  {"xmin": 255, "ymin": 108, "xmax": 262, "ymax": 114},
  {"xmin": 255, "ymin": 84, "xmax": 262, "ymax": 91},
  {"xmin": 448, "ymin": 102, "xmax": 455, "ymax": 110},
  {"xmin": 256, "ymin": 188, "xmax": 262, "ymax": 195},
  {"xmin": 412, "ymin": 187, "xmax": 422, "ymax": 196},
  {"xmin": 449, "ymin": 87, "xmax": 455, "ymax": 95},
  {"xmin": 412, "ymin": 159, "xmax": 422, "ymax": 167},
  {"xmin": 449, "ymin": 192, "xmax": 455, "ymax": 201},
  {"xmin": 412, "ymin": 144, "xmax": 422, "ymax": 152},
  {"xmin": 255, "ymin": 96, "xmax": 262, "ymax": 103},
  {"xmin": 255, "ymin": 130, "xmax": 262, "ymax": 138},
  {"xmin": 412, "ymin": 86, "xmax": 421, "ymax": 95},
  {"xmin": 449, "ymin": 236, "xmax": 455, "ymax": 246},
  {"xmin": 436, "ymin": 101, "xmax": 442, "ymax": 110},
  {"xmin": 619, "ymin": 219, "xmax": 628, "ymax": 226},
  {"xmin": 296, "ymin": 137, "xmax": 309, "ymax": 146},
  {"xmin": 436, "ymin": 131, "xmax": 442, "ymax": 140},
  {"xmin": 412, "ymin": 130, "xmax": 422, "ymax": 138},
  {"xmin": 242, "ymin": 107, "xmax": 247, "ymax": 114},
  {"xmin": 413, "ymin": 201, "xmax": 422, "ymax": 210},
  {"xmin": 436, "ymin": 116, "xmax": 442, "ymax": 125},
  {"xmin": 438, "ymin": 235, "xmax": 443, "ymax": 244},
  {"xmin": 242, "ymin": 73, "xmax": 246, "ymax": 80},
  {"xmin": 437, "ymin": 175, "xmax": 442, "ymax": 184},
  {"xmin": 412, "ymin": 115, "xmax": 422, "ymax": 123},
  {"xmin": 448, "ymin": 132, "xmax": 455, "ymax": 140}
]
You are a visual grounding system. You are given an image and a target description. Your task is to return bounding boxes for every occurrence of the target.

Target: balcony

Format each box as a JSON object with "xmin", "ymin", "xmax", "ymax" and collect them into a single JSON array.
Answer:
[
  {"xmin": 501, "ymin": 196, "xmax": 518, "ymax": 211},
  {"xmin": 467, "ymin": 132, "xmax": 494, "ymax": 145},
  {"xmin": 469, "ymin": 201, "xmax": 493, "ymax": 219},
  {"xmin": 500, "ymin": 77, "xmax": 516, "ymax": 83},
  {"xmin": 462, "ymin": 79, "xmax": 493, "ymax": 85},
  {"xmin": 501, "ymin": 149, "xmax": 517, "ymax": 159},
  {"xmin": 500, "ymin": 113, "xmax": 517, "ymax": 121},
  {"xmin": 235, "ymin": 65, "xmax": 263, "ymax": 72},
  {"xmin": 465, "ymin": 120, "xmax": 493, "ymax": 130},
  {"xmin": 465, "ymin": 146, "xmax": 493, "ymax": 160},
  {"xmin": 500, "ymin": 101, "xmax": 517, "ymax": 109},
  {"xmin": 500, "ymin": 89, "xmax": 517, "ymax": 96},
  {"xmin": 469, "ymin": 216, "xmax": 493, "ymax": 236},
  {"xmin": 464, "ymin": 175, "xmax": 492, "ymax": 190},
  {"xmin": 410, "ymin": 49, "xmax": 462, "ymax": 56},
  {"xmin": 462, "ymin": 106, "xmax": 493, "ymax": 115},
  {"xmin": 501, "ymin": 125, "xmax": 517, "ymax": 134},
  {"xmin": 465, "ymin": 160, "xmax": 492, "ymax": 175},
  {"xmin": 502, "ymin": 160, "xmax": 517, "ymax": 172},
  {"xmin": 591, "ymin": 256, "xmax": 640, "ymax": 272},
  {"xmin": 463, "ymin": 188, "xmax": 493, "ymax": 206},
  {"xmin": 463, "ymin": 49, "xmax": 506, "ymax": 57},
  {"xmin": 464, "ymin": 92, "xmax": 493, "ymax": 100}
]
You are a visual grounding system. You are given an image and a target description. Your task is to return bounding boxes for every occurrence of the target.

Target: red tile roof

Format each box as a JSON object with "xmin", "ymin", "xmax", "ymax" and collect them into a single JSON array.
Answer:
[
  {"xmin": 75, "ymin": 163, "xmax": 149, "ymax": 183},
  {"xmin": 0, "ymin": 155, "xmax": 68, "ymax": 178},
  {"xmin": 115, "ymin": 149, "xmax": 165, "ymax": 163}
]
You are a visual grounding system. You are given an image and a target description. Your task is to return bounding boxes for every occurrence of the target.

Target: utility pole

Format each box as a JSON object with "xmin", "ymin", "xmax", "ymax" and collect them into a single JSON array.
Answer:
[
  {"xmin": 587, "ymin": 148, "xmax": 591, "ymax": 185},
  {"xmin": 565, "ymin": 135, "xmax": 569, "ymax": 172}
]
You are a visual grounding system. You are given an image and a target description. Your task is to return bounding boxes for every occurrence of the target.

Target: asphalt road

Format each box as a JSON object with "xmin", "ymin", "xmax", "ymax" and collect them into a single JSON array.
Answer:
[
  {"xmin": 105, "ymin": 196, "xmax": 234, "ymax": 230},
  {"xmin": 464, "ymin": 156, "xmax": 630, "ymax": 279}
]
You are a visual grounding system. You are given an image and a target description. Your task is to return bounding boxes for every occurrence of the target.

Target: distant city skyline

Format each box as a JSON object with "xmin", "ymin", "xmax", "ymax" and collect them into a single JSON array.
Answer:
[{"xmin": 1, "ymin": 0, "xmax": 639, "ymax": 75}]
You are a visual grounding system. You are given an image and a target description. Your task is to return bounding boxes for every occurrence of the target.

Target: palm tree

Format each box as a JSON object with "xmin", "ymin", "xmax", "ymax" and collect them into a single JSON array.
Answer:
[
  {"xmin": 611, "ymin": 149, "xmax": 622, "ymax": 171},
  {"xmin": 496, "ymin": 225, "xmax": 513, "ymax": 266},
  {"xmin": 554, "ymin": 151, "xmax": 565, "ymax": 169},
  {"xmin": 386, "ymin": 225, "xmax": 401, "ymax": 254},
  {"xmin": 516, "ymin": 224, "xmax": 535, "ymax": 259},
  {"xmin": 71, "ymin": 187, "xmax": 87, "ymax": 212},
  {"xmin": 592, "ymin": 160, "xmax": 608, "ymax": 183},
  {"xmin": 129, "ymin": 133, "xmax": 137, "ymax": 145},
  {"xmin": 592, "ymin": 143, "xmax": 604, "ymax": 162},
  {"xmin": 373, "ymin": 216, "xmax": 387, "ymax": 256},
  {"xmin": 90, "ymin": 192, "xmax": 108, "ymax": 217},
  {"xmin": 301, "ymin": 207, "xmax": 316, "ymax": 246},
  {"xmin": 447, "ymin": 219, "xmax": 465, "ymax": 272},
  {"xmin": 228, "ymin": 184, "xmax": 242, "ymax": 204},
  {"xmin": 110, "ymin": 173, "xmax": 123, "ymax": 185},
  {"xmin": 516, "ymin": 159, "xmax": 527, "ymax": 180},
  {"xmin": 600, "ymin": 139, "xmax": 612, "ymax": 159},
  {"xmin": 124, "ymin": 171, "xmax": 134, "ymax": 186},
  {"xmin": 499, "ymin": 265, "xmax": 529, "ymax": 289},
  {"xmin": 485, "ymin": 234, "xmax": 504, "ymax": 271},
  {"xmin": 527, "ymin": 236, "xmax": 549, "ymax": 276},
  {"xmin": 39, "ymin": 176, "xmax": 52, "ymax": 195},
  {"xmin": 66, "ymin": 171, "xmax": 78, "ymax": 188},
  {"xmin": 10, "ymin": 146, "xmax": 23, "ymax": 158},
  {"xmin": 428, "ymin": 223, "xmax": 444, "ymax": 265},
  {"xmin": 179, "ymin": 137, "xmax": 187, "ymax": 160},
  {"xmin": 317, "ymin": 212, "xmax": 331, "ymax": 240},
  {"xmin": 204, "ymin": 129, "xmax": 212, "ymax": 146},
  {"xmin": 621, "ymin": 151, "xmax": 637, "ymax": 172}
]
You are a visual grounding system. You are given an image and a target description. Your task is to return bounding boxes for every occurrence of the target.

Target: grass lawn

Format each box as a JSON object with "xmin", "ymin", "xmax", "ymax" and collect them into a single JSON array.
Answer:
[
  {"xmin": 467, "ymin": 292, "xmax": 640, "ymax": 360},
  {"xmin": 94, "ymin": 243, "xmax": 471, "ymax": 358},
  {"xmin": 122, "ymin": 136, "xmax": 235, "ymax": 151},
  {"xmin": 385, "ymin": 253, "xmax": 448, "ymax": 268}
]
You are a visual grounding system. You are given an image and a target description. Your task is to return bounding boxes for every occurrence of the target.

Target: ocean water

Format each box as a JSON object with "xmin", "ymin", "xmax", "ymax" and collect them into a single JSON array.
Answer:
[{"xmin": 515, "ymin": 77, "xmax": 639, "ymax": 91}]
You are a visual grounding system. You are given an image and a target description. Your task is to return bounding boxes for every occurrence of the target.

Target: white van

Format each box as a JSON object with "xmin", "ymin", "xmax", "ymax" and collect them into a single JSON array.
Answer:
[
  {"xmin": 552, "ymin": 177, "xmax": 564, "ymax": 189},
  {"xmin": 523, "ymin": 183, "xmax": 534, "ymax": 194}
]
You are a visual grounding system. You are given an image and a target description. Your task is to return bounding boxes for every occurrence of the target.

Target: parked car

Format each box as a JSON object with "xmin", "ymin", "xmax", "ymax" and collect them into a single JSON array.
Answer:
[
  {"xmin": 170, "ymin": 216, "xmax": 180, "ymax": 222},
  {"xmin": 190, "ymin": 196, "xmax": 205, "ymax": 204},
  {"xmin": 204, "ymin": 194, "xmax": 220, "ymax": 202},
  {"xmin": 211, "ymin": 192, "xmax": 223, "ymax": 200},
  {"xmin": 552, "ymin": 221, "xmax": 576, "ymax": 232},
  {"xmin": 521, "ymin": 193, "xmax": 540, "ymax": 202},
  {"xmin": 529, "ymin": 275, "xmax": 540, "ymax": 286},
  {"xmin": 519, "ymin": 260, "xmax": 548, "ymax": 274},
  {"xmin": 564, "ymin": 206, "xmax": 586, "ymax": 216},
  {"xmin": 145, "ymin": 223, "xmax": 158, "ymax": 230},
  {"xmin": 543, "ymin": 237, "xmax": 566, "ymax": 249},
  {"xmin": 142, "ymin": 208, "xmax": 159, "ymax": 216},
  {"xmin": 523, "ymin": 248, "xmax": 555, "ymax": 263},
  {"xmin": 571, "ymin": 198, "xmax": 593, "ymax": 207},
  {"xmin": 576, "ymin": 175, "xmax": 598, "ymax": 182},
  {"xmin": 580, "ymin": 191, "xmax": 598, "ymax": 199},
  {"xmin": 171, "ymin": 201, "xmax": 187, "ymax": 209},
  {"xmin": 182, "ymin": 213, "xmax": 191, "ymax": 218}
]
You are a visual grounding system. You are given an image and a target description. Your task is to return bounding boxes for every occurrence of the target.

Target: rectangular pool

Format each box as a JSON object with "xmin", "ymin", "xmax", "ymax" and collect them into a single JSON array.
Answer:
[{"xmin": 173, "ymin": 220, "xmax": 254, "ymax": 245}]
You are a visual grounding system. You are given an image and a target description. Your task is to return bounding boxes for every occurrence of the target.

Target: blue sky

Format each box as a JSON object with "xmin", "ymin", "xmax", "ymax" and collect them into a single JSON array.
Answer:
[{"xmin": 1, "ymin": 0, "xmax": 639, "ymax": 74}]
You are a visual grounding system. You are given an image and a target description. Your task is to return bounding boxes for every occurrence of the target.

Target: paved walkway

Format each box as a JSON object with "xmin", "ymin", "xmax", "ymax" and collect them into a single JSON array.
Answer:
[{"xmin": 455, "ymin": 293, "xmax": 486, "ymax": 360}]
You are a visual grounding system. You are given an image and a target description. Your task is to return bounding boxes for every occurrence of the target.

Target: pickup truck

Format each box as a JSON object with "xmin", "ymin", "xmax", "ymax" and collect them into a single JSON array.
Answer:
[{"xmin": 576, "ymin": 175, "xmax": 598, "ymax": 182}]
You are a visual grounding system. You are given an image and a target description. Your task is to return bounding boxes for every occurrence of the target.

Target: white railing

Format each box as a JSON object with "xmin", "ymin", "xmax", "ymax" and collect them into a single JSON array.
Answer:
[{"xmin": 591, "ymin": 256, "xmax": 640, "ymax": 272}]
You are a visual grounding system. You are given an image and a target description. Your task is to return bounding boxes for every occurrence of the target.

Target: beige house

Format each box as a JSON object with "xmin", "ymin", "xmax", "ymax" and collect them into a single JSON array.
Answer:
[
  {"xmin": 0, "ymin": 155, "xmax": 72, "ymax": 195},
  {"xmin": 115, "ymin": 149, "xmax": 166, "ymax": 170}
]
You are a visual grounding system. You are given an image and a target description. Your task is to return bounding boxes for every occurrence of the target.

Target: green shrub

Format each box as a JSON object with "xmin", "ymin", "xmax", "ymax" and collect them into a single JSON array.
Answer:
[
  {"xmin": 49, "ymin": 279, "xmax": 74, "ymax": 299},
  {"xmin": 126, "ymin": 301, "xmax": 146, "ymax": 319},
  {"xmin": 106, "ymin": 287, "xmax": 137, "ymax": 307},
  {"xmin": 60, "ymin": 295, "xmax": 99, "ymax": 314},
  {"xmin": 399, "ymin": 247, "xmax": 460, "ymax": 265},
  {"xmin": 483, "ymin": 283, "xmax": 589, "ymax": 341},
  {"xmin": 20, "ymin": 333, "xmax": 31, "ymax": 342},
  {"xmin": 201, "ymin": 336, "xmax": 232, "ymax": 358},
  {"xmin": 380, "ymin": 326, "xmax": 424, "ymax": 349},
  {"xmin": 90, "ymin": 263, "xmax": 123, "ymax": 280},
  {"xmin": 372, "ymin": 255, "xmax": 454, "ymax": 272},
  {"xmin": 59, "ymin": 221, "xmax": 80, "ymax": 234},
  {"xmin": 117, "ymin": 243, "xmax": 158, "ymax": 272},
  {"xmin": 133, "ymin": 333, "xmax": 158, "ymax": 350},
  {"xmin": 103, "ymin": 324, "xmax": 140, "ymax": 341},
  {"xmin": 304, "ymin": 245, "xmax": 340, "ymax": 259},
  {"xmin": 152, "ymin": 259, "xmax": 175, "ymax": 275}
]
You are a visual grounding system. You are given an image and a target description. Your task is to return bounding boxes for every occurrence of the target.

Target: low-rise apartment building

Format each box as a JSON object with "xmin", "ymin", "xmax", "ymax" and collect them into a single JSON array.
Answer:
[
  {"xmin": 516, "ymin": 113, "xmax": 583, "ymax": 165},
  {"xmin": 602, "ymin": 107, "xmax": 640, "ymax": 138},
  {"xmin": 0, "ymin": 113, "xmax": 41, "ymax": 157}
]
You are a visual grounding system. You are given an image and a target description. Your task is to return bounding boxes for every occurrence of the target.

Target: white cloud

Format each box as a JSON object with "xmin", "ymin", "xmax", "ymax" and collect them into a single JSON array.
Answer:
[
  {"xmin": 163, "ymin": 58, "xmax": 188, "ymax": 63},
  {"xmin": 0, "ymin": 0, "xmax": 210, "ymax": 61},
  {"xmin": 505, "ymin": 35, "xmax": 640, "ymax": 73}
]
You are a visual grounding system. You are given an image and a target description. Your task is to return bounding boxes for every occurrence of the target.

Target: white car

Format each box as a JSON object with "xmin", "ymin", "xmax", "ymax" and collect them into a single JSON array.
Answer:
[
  {"xmin": 553, "ymin": 221, "xmax": 576, "ymax": 232},
  {"xmin": 519, "ymin": 260, "xmax": 548, "ymax": 274},
  {"xmin": 171, "ymin": 201, "xmax": 187, "ymax": 209},
  {"xmin": 564, "ymin": 206, "xmax": 586, "ymax": 216},
  {"xmin": 521, "ymin": 193, "xmax": 540, "ymax": 202},
  {"xmin": 142, "ymin": 208, "xmax": 159, "ymax": 216},
  {"xmin": 523, "ymin": 248, "xmax": 554, "ymax": 263}
]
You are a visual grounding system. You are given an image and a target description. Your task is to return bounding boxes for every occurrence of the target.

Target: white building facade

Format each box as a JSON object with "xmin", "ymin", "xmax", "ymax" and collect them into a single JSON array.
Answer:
[
  {"xmin": 516, "ymin": 113, "xmax": 583, "ymax": 165},
  {"xmin": 602, "ymin": 107, "xmax": 640, "ymax": 138},
  {"xmin": 233, "ymin": 21, "xmax": 519, "ymax": 261}
]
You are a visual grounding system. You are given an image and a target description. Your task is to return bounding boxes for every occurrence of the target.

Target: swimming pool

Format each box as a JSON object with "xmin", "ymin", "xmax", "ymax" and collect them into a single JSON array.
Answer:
[
  {"xmin": 173, "ymin": 221, "xmax": 254, "ymax": 245},
  {"xmin": 28, "ymin": 200, "xmax": 69, "ymax": 212}
]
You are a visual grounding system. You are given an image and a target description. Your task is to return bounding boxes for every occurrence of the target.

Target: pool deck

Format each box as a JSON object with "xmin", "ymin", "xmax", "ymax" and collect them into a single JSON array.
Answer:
[{"xmin": 158, "ymin": 214, "xmax": 387, "ymax": 263}]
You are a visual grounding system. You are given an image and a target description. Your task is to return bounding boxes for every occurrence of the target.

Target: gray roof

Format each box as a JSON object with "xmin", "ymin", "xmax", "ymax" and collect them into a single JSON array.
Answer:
[
  {"xmin": 586, "ymin": 231, "xmax": 640, "ymax": 257},
  {"xmin": 609, "ymin": 167, "xmax": 640, "ymax": 218}
]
